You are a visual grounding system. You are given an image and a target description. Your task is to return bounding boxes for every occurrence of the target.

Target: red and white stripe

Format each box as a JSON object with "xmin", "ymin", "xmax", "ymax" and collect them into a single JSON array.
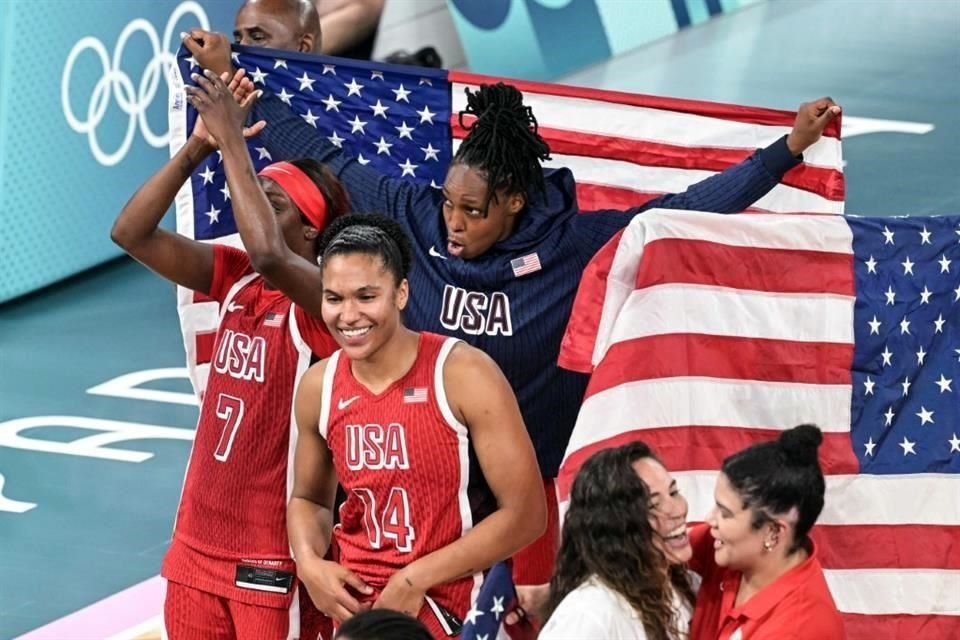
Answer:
[
  {"xmin": 557, "ymin": 209, "xmax": 959, "ymax": 637},
  {"xmin": 450, "ymin": 72, "xmax": 845, "ymax": 215}
]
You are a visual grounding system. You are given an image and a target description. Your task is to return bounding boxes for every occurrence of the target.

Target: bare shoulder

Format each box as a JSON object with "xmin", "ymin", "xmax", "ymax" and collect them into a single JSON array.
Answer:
[{"xmin": 443, "ymin": 340, "xmax": 500, "ymax": 378}]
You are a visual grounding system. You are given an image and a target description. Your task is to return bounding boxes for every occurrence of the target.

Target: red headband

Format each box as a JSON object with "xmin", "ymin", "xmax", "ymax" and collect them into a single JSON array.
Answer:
[{"xmin": 257, "ymin": 161, "xmax": 329, "ymax": 230}]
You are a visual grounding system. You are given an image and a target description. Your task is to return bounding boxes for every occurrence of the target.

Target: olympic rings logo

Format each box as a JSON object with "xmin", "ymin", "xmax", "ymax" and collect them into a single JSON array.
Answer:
[{"xmin": 61, "ymin": 1, "xmax": 209, "ymax": 166}]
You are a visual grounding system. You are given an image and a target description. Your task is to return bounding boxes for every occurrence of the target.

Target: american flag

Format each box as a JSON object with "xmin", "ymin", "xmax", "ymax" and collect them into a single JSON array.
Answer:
[
  {"xmin": 461, "ymin": 561, "xmax": 515, "ymax": 640},
  {"xmin": 510, "ymin": 252, "xmax": 542, "ymax": 278},
  {"xmin": 262, "ymin": 311, "xmax": 284, "ymax": 328},
  {"xmin": 558, "ymin": 210, "xmax": 960, "ymax": 638},
  {"xmin": 168, "ymin": 45, "xmax": 844, "ymax": 395},
  {"xmin": 403, "ymin": 387, "xmax": 428, "ymax": 404}
]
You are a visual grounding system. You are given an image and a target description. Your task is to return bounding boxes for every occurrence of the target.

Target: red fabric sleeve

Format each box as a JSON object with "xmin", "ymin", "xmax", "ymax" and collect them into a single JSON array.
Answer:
[
  {"xmin": 295, "ymin": 306, "xmax": 338, "ymax": 358},
  {"xmin": 208, "ymin": 245, "xmax": 253, "ymax": 303}
]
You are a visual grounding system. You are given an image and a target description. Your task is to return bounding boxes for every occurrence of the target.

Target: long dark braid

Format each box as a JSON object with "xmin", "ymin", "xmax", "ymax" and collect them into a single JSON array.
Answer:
[{"xmin": 454, "ymin": 83, "xmax": 551, "ymax": 211}]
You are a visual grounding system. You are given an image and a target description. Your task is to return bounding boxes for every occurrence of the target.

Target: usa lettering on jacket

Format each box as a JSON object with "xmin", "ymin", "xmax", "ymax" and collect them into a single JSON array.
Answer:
[{"xmin": 439, "ymin": 284, "xmax": 513, "ymax": 336}]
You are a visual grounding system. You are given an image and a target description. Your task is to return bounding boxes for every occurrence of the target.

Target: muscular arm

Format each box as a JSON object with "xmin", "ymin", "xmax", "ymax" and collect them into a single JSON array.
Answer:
[
  {"xmin": 188, "ymin": 69, "xmax": 326, "ymax": 315},
  {"xmin": 399, "ymin": 344, "xmax": 547, "ymax": 592},
  {"xmin": 288, "ymin": 361, "xmax": 339, "ymax": 561},
  {"xmin": 110, "ymin": 136, "xmax": 216, "ymax": 293}
]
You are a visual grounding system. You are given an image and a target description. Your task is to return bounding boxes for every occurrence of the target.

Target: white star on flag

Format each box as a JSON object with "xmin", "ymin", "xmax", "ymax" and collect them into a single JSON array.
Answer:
[
  {"xmin": 417, "ymin": 104, "xmax": 436, "ymax": 124},
  {"xmin": 297, "ymin": 72, "xmax": 315, "ymax": 91},
  {"xmin": 220, "ymin": 183, "xmax": 230, "ymax": 201},
  {"xmin": 374, "ymin": 137, "xmax": 393, "ymax": 155},
  {"xmin": 939, "ymin": 254, "xmax": 951, "ymax": 273},
  {"xmin": 250, "ymin": 67, "xmax": 268, "ymax": 84},
  {"xmin": 205, "ymin": 205, "xmax": 221, "ymax": 224},
  {"xmin": 935, "ymin": 374, "xmax": 952, "ymax": 393},
  {"xmin": 273, "ymin": 58, "xmax": 287, "ymax": 69},
  {"xmin": 883, "ymin": 225, "xmax": 895, "ymax": 244},
  {"xmin": 349, "ymin": 115, "xmax": 367, "ymax": 134},
  {"xmin": 328, "ymin": 131, "xmax": 345, "ymax": 147},
  {"xmin": 901, "ymin": 256, "xmax": 915, "ymax": 275},
  {"xmin": 322, "ymin": 94, "xmax": 342, "ymax": 112},
  {"xmin": 199, "ymin": 165, "xmax": 215, "ymax": 185},
  {"xmin": 277, "ymin": 87, "xmax": 293, "ymax": 105},
  {"xmin": 369, "ymin": 99, "xmax": 390, "ymax": 118},
  {"xmin": 399, "ymin": 158, "xmax": 418, "ymax": 177},
  {"xmin": 863, "ymin": 376, "xmax": 875, "ymax": 395},
  {"xmin": 899, "ymin": 437, "xmax": 916, "ymax": 455},
  {"xmin": 864, "ymin": 437, "xmax": 876, "ymax": 456},
  {"xmin": 301, "ymin": 109, "xmax": 319, "ymax": 127},
  {"xmin": 864, "ymin": 255, "xmax": 877, "ymax": 273},
  {"xmin": 395, "ymin": 121, "xmax": 414, "ymax": 139},
  {"xmin": 370, "ymin": 70, "xmax": 384, "ymax": 80},
  {"xmin": 345, "ymin": 77, "xmax": 364, "ymax": 97},
  {"xmin": 392, "ymin": 84, "xmax": 411, "ymax": 102},
  {"xmin": 919, "ymin": 226, "xmax": 931, "ymax": 244},
  {"xmin": 255, "ymin": 147, "xmax": 272, "ymax": 160},
  {"xmin": 322, "ymin": 64, "xmax": 336, "ymax": 75},
  {"xmin": 868, "ymin": 315, "xmax": 881, "ymax": 335},
  {"xmin": 421, "ymin": 143, "xmax": 439, "ymax": 161}
]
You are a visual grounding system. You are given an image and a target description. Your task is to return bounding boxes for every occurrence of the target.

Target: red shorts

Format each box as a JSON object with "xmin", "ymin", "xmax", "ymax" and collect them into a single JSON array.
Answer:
[{"xmin": 164, "ymin": 580, "xmax": 301, "ymax": 640}]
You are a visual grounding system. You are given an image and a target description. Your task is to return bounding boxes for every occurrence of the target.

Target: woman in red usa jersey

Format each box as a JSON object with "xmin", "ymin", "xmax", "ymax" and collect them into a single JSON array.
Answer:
[
  {"xmin": 111, "ymin": 69, "xmax": 349, "ymax": 640},
  {"xmin": 288, "ymin": 214, "xmax": 547, "ymax": 638}
]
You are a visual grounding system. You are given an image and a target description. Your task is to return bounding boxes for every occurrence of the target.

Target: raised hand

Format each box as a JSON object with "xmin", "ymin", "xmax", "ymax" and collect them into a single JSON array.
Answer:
[
  {"xmin": 182, "ymin": 29, "xmax": 233, "ymax": 76},
  {"xmin": 786, "ymin": 97, "xmax": 842, "ymax": 156},
  {"xmin": 186, "ymin": 68, "xmax": 265, "ymax": 149}
]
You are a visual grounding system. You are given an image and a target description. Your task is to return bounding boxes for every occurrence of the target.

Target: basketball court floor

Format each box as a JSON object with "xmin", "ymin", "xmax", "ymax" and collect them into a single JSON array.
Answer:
[{"xmin": 1, "ymin": 1, "xmax": 957, "ymax": 637}]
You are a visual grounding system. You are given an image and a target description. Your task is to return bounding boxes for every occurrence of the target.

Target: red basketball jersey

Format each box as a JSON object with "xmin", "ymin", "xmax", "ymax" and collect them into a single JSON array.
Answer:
[
  {"xmin": 163, "ymin": 246, "xmax": 337, "ymax": 608},
  {"xmin": 319, "ymin": 332, "xmax": 481, "ymax": 624}
]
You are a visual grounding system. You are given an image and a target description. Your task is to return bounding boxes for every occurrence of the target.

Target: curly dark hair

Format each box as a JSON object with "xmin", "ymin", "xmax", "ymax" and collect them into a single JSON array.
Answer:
[
  {"xmin": 543, "ymin": 442, "xmax": 695, "ymax": 640},
  {"xmin": 721, "ymin": 424, "xmax": 826, "ymax": 555},
  {"xmin": 317, "ymin": 213, "xmax": 413, "ymax": 286},
  {"xmin": 452, "ymin": 83, "xmax": 552, "ymax": 213}
]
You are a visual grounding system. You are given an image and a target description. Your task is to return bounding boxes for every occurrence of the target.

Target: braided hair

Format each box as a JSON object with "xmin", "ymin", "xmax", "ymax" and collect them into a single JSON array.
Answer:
[{"xmin": 453, "ymin": 83, "xmax": 551, "ymax": 212}]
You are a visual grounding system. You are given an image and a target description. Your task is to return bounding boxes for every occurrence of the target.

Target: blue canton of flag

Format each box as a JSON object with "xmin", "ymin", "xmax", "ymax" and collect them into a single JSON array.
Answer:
[
  {"xmin": 462, "ymin": 561, "xmax": 516, "ymax": 640},
  {"xmin": 175, "ymin": 45, "xmax": 451, "ymax": 242},
  {"xmin": 851, "ymin": 216, "xmax": 960, "ymax": 473}
]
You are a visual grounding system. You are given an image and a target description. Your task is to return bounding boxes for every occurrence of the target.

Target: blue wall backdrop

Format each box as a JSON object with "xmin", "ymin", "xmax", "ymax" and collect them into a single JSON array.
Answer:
[
  {"xmin": 445, "ymin": 0, "xmax": 765, "ymax": 79},
  {"xmin": 0, "ymin": 1, "xmax": 238, "ymax": 303}
]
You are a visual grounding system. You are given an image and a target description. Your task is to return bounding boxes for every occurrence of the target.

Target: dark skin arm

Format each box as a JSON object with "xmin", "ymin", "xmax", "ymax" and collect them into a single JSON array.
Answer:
[
  {"xmin": 185, "ymin": 68, "xmax": 326, "ymax": 317},
  {"xmin": 288, "ymin": 362, "xmax": 374, "ymax": 623},
  {"xmin": 110, "ymin": 70, "xmax": 262, "ymax": 293}
]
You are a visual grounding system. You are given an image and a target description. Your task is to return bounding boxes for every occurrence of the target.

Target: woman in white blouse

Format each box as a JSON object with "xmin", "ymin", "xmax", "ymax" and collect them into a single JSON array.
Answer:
[{"xmin": 538, "ymin": 442, "xmax": 697, "ymax": 640}]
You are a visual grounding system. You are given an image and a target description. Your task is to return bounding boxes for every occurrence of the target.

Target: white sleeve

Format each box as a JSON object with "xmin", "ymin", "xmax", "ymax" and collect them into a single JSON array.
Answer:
[{"xmin": 538, "ymin": 600, "xmax": 610, "ymax": 640}]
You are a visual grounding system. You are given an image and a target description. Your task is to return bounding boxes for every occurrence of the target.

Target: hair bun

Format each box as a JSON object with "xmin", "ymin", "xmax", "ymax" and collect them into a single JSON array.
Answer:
[{"xmin": 778, "ymin": 424, "xmax": 823, "ymax": 466}]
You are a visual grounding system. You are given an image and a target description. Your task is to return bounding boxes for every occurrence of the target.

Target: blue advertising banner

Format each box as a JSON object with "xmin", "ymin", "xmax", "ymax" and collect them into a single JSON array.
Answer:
[
  {"xmin": 0, "ymin": 0, "xmax": 237, "ymax": 302},
  {"xmin": 446, "ymin": 0, "xmax": 766, "ymax": 80}
]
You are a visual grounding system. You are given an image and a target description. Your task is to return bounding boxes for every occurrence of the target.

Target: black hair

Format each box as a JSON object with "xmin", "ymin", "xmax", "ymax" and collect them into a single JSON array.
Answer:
[
  {"xmin": 544, "ymin": 442, "xmax": 694, "ymax": 640},
  {"xmin": 453, "ymin": 83, "xmax": 551, "ymax": 212},
  {"xmin": 721, "ymin": 424, "xmax": 826, "ymax": 554},
  {"xmin": 286, "ymin": 158, "xmax": 351, "ymax": 257},
  {"xmin": 334, "ymin": 609, "xmax": 432, "ymax": 640},
  {"xmin": 317, "ymin": 213, "xmax": 412, "ymax": 285}
]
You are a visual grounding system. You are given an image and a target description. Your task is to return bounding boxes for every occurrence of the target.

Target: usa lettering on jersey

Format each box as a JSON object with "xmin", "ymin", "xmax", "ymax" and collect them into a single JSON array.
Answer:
[
  {"xmin": 345, "ymin": 423, "xmax": 410, "ymax": 471},
  {"xmin": 439, "ymin": 284, "xmax": 513, "ymax": 336},
  {"xmin": 212, "ymin": 329, "xmax": 267, "ymax": 382}
]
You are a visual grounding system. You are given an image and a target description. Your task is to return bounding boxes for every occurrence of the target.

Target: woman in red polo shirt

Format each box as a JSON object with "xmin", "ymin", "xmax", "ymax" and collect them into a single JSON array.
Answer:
[{"xmin": 688, "ymin": 424, "xmax": 845, "ymax": 640}]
